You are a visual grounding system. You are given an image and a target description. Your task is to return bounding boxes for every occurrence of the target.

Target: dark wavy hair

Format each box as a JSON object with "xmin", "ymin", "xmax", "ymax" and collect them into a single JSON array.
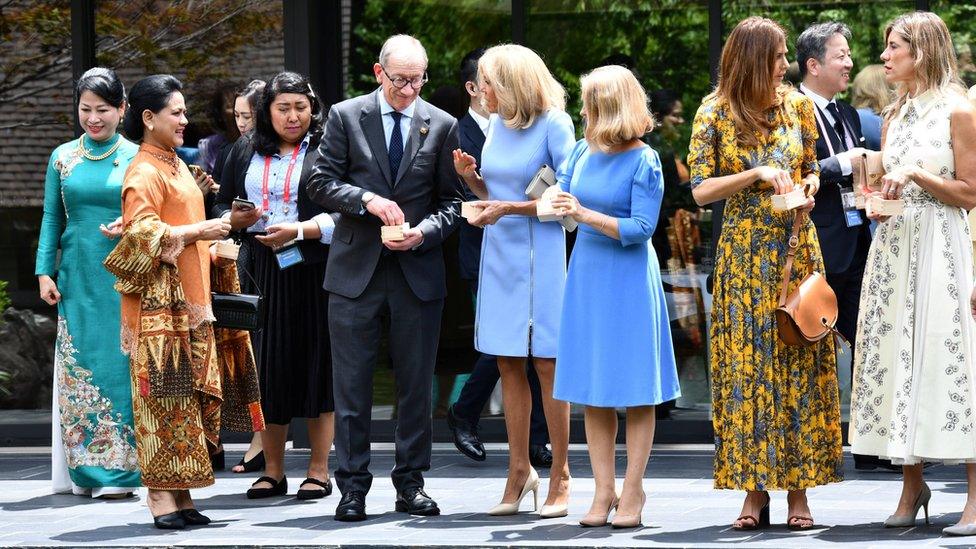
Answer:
[
  {"xmin": 252, "ymin": 71, "xmax": 322, "ymax": 156},
  {"xmin": 122, "ymin": 74, "xmax": 182, "ymax": 142},
  {"xmin": 238, "ymin": 79, "xmax": 266, "ymax": 112},
  {"xmin": 76, "ymin": 67, "xmax": 125, "ymax": 108}
]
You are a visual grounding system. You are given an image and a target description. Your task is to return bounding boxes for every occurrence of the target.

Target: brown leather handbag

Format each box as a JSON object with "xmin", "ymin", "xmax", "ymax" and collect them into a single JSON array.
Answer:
[{"xmin": 774, "ymin": 211, "xmax": 845, "ymax": 347}]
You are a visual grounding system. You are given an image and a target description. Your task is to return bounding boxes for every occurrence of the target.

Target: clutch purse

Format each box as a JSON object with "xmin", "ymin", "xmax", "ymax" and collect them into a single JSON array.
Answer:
[
  {"xmin": 212, "ymin": 291, "xmax": 262, "ymax": 331},
  {"xmin": 212, "ymin": 259, "xmax": 263, "ymax": 331}
]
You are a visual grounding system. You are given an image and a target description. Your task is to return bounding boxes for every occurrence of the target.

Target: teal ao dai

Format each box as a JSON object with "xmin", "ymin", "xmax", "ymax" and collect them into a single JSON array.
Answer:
[{"xmin": 36, "ymin": 134, "xmax": 141, "ymax": 495}]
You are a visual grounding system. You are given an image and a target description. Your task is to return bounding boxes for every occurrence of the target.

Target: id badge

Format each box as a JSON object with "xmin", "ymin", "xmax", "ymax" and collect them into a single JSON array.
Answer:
[
  {"xmin": 840, "ymin": 186, "xmax": 863, "ymax": 227},
  {"xmin": 274, "ymin": 242, "xmax": 304, "ymax": 269}
]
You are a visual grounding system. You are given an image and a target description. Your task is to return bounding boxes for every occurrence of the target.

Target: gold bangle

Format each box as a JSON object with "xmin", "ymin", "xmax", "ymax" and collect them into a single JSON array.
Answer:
[{"xmin": 598, "ymin": 216, "xmax": 608, "ymax": 232}]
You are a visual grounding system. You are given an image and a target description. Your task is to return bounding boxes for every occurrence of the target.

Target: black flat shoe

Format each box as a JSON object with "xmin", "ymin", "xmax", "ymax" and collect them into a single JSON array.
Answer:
[
  {"xmin": 233, "ymin": 450, "xmax": 266, "ymax": 473},
  {"xmin": 296, "ymin": 477, "xmax": 333, "ymax": 500},
  {"xmin": 153, "ymin": 511, "xmax": 186, "ymax": 530},
  {"xmin": 395, "ymin": 487, "xmax": 440, "ymax": 516},
  {"xmin": 246, "ymin": 475, "xmax": 287, "ymax": 499},
  {"xmin": 208, "ymin": 436, "xmax": 225, "ymax": 471},
  {"xmin": 335, "ymin": 491, "xmax": 367, "ymax": 522},
  {"xmin": 180, "ymin": 508, "xmax": 211, "ymax": 526}
]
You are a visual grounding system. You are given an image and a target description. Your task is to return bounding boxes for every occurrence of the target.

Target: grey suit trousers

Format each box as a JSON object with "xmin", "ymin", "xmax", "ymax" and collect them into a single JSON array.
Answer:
[{"xmin": 329, "ymin": 255, "xmax": 443, "ymax": 495}]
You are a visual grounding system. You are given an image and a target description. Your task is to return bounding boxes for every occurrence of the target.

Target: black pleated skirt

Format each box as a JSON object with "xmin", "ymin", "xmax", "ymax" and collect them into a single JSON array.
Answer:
[{"xmin": 246, "ymin": 235, "xmax": 334, "ymax": 424}]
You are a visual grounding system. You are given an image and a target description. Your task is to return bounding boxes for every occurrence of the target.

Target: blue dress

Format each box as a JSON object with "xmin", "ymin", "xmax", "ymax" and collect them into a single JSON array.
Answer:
[
  {"xmin": 553, "ymin": 141, "xmax": 680, "ymax": 407},
  {"xmin": 37, "ymin": 134, "xmax": 141, "ymax": 494},
  {"xmin": 475, "ymin": 110, "xmax": 575, "ymax": 358}
]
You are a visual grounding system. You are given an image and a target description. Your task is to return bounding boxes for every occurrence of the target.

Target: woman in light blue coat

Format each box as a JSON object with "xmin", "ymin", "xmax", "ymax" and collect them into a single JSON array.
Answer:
[{"xmin": 453, "ymin": 44, "xmax": 575, "ymax": 518}]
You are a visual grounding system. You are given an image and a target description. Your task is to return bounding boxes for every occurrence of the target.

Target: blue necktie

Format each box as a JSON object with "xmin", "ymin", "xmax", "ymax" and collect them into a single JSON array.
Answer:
[
  {"xmin": 388, "ymin": 111, "xmax": 403, "ymax": 180},
  {"xmin": 825, "ymin": 103, "xmax": 848, "ymax": 152}
]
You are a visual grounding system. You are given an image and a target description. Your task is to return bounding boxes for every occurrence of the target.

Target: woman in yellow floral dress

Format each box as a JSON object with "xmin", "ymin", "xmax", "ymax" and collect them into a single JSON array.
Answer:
[{"xmin": 688, "ymin": 16, "xmax": 843, "ymax": 531}]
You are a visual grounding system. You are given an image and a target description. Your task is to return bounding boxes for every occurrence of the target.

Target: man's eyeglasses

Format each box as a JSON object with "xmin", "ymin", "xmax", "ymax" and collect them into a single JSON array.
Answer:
[{"xmin": 381, "ymin": 66, "xmax": 429, "ymax": 90}]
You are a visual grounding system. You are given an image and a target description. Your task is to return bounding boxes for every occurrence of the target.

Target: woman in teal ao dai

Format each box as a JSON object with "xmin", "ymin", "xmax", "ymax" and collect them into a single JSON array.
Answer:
[{"xmin": 36, "ymin": 68, "xmax": 140, "ymax": 496}]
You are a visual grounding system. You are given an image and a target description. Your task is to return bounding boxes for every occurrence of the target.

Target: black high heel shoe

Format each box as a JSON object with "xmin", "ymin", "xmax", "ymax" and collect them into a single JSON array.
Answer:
[
  {"xmin": 233, "ymin": 450, "xmax": 265, "ymax": 473},
  {"xmin": 179, "ymin": 508, "xmax": 211, "ymax": 526},
  {"xmin": 153, "ymin": 511, "xmax": 186, "ymax": 530}
]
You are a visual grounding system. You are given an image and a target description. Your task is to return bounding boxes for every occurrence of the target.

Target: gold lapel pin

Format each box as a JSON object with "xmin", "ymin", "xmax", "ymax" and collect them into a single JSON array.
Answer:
[{"xmin": 420, "ymin": 126, "xmax": 429, "ymax": 135}]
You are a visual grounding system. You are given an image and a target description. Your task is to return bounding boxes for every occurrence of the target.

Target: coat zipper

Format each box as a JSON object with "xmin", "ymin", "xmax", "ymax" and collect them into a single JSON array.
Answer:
[{"xmin": 527, "ymin": 217, "xmax": 534, "ymax": 356}]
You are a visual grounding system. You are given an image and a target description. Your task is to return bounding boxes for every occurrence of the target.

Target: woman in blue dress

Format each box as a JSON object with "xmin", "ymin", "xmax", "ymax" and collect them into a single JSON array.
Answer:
[
  {"xmin": 452, "ymin": 44, "xmax": 575, "ymax": 518},
  {"xmin": 551, "ymin": 66, "xmax": 680, "ymax": 528},
  {"xmin": 36, "ymin": 68, "xmax": 141, "ymax": 497}
]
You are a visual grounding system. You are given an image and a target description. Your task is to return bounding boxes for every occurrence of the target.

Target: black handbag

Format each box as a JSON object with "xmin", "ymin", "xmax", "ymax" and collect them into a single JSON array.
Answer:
[{"xmin": 212, "ymin": 255, "xmax": 263, "ymax": 331}]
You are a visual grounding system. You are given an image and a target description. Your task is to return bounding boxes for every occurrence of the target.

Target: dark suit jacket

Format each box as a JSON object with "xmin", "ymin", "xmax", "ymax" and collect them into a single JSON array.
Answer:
[
  {"xmin": 457, "ymin": 113, "xmax": 486, "ymax": 281},
  {"xmin": 803, "ymin": 94, "xmax": 870, "ymax": 274},
  {"xmin": 213, "ymin": 132, "xmax": 335, "ymax": 265},
  {"xmin": 307, "ymin": 89, "xmax": 463, "ymax": 301}
]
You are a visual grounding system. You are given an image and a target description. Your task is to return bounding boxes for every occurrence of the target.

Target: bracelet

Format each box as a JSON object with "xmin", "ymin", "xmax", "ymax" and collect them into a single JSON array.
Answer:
[
  {"xmin": 296, "ymin": 222, "xmax": 305, "ymax": 241},
  {"xmin": 598, "ymin": 216, "xmax": 608, "ymax": 233}
]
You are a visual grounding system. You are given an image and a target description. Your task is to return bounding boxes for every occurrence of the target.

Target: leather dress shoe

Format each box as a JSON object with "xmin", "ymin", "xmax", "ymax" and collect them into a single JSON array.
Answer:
[
  {"xmin": 529, "ymin": 444, "xmax": 553, "ymax": 469},
  {"xmin": 179, "ymin": 508, "xmax": 211, "ymax": 526},
  {"xmin": 395, "ymin": 487, "xmax": 440, "ymax": 516},
  {"xmin": 334, "ymin": 491, "xmax": 367, "ymax": 522},
  {"xmin": 447, "ymin": 405, "xmax": 486, "ymax": 462},
  {"xmin": 153, "ymin": 511, "xmax": 186, "ymax": 530}
]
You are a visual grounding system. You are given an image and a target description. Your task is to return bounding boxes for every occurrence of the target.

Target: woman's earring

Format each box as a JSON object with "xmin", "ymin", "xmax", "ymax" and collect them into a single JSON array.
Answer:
[{"xmin": 148, "ymin": 125, "xmax": 154, "ymax": 132}]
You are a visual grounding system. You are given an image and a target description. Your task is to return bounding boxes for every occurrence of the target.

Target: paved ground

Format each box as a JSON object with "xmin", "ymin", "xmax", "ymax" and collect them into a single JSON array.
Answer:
[{"xmin": 0, "ymin": 443, "xmax": 972, "ymax": 548}]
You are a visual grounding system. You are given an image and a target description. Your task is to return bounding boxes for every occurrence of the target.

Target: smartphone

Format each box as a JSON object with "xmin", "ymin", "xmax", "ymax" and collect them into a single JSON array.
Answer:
[
  {"xmin": 188, "ymin": 164, "xmax": 205, "ymax": 178},
  {"xmin": 232, "ymin": 198, "xmax": 256, "ymax": 211}
]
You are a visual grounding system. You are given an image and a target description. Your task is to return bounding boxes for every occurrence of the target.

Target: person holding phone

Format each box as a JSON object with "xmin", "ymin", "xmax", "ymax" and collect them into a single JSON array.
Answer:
[{"xmin": 214, "ymin": 71, "xmax": 339, "ymax": 501}]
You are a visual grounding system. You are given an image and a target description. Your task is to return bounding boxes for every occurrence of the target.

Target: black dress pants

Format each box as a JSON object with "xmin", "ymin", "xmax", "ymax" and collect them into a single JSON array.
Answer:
[
  {"xmin": 329, "ymin": 256, "xmax": 443, "ymax": 495},
  {"xmin": 452, "ymin": 281, "xmax": 548, "ymax": 445}
]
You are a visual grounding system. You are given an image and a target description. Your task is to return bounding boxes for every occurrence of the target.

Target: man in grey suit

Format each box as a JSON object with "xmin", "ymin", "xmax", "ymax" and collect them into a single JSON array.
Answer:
[{"xmin": 307, "ymin": 34, "xmax": 463, "ymax": 522}]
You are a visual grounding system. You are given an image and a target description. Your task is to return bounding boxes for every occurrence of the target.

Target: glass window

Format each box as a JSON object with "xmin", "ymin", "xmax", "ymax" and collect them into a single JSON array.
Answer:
[{"xmin": 528, "ymin": 1, "xmax": 713, "ymax": 413}]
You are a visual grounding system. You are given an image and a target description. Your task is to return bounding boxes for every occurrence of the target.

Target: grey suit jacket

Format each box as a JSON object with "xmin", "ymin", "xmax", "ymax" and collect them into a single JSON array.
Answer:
[{"xmin": 307, "ymin": 89, "xmax": 463, "ymax": 301}]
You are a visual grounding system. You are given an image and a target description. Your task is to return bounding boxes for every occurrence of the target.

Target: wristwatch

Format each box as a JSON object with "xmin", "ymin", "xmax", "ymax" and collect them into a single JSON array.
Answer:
[{"xmin": 362, "ymin": 191, "xmax": 376, "ymax": 208}]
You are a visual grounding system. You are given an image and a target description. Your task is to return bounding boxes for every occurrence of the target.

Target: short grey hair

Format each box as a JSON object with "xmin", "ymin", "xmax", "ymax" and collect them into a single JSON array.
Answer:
[
  {"xmin": 378, "ymin": 34, "xmax": 428, "ymax": 67},
  {"xmin": 796, "ymin": 22, "xmax": 851, "ymax": 79}
]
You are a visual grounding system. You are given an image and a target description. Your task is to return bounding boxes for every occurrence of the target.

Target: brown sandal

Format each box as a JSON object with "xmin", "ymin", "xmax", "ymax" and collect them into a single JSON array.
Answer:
[
  {"xmin": 733, "ymin": 503, "xmax": 770, "ymax": 530},
  {"xmin": 787, "ymin": 515, "xmax": 815, "ymax": 530}
]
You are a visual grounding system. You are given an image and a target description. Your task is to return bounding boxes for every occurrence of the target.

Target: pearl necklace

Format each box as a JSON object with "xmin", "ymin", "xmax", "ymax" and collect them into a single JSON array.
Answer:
[{"xmin": 78, "ymin": 136, "xmax": 122, "ymax": 166}]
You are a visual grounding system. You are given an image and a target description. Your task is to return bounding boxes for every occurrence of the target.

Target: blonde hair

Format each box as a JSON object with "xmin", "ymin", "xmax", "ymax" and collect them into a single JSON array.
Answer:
[
  {"xmin": 580, "ymin": 65, "xmax": 653, "ymax": 153},
  {"xmin": 883, "ymin": 11, "xmax": 965, "ymax": 119},
  {"xmin": 478, "ymin": 44, "xmax": 566, "ymax": 129},
  {"xmin": 851, "ymin": 65, "xmax": 892, "ymax": 114}
]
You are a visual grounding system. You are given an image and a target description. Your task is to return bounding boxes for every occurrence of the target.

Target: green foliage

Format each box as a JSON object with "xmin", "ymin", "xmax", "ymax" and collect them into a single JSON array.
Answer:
[
  {"xmin": 0, "ymin": 0, "xmax": 281, "ymax": 129},
  {"xmin": 348, "ymin": 0, "xmax": 976, "ymax": 156},
  {"xmin": 0, "ymin": 280, "xmax": 9, "ymax": 314}
]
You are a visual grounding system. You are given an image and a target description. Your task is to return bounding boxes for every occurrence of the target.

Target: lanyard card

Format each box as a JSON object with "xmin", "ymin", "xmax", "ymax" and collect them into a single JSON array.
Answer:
[
  {"xmin": 839, "ymin": 186, "xmax": 863, "ymax": 227},
  {"xmin": 274, "ymin": 242, "xmax": 305, "ymax": 269}
]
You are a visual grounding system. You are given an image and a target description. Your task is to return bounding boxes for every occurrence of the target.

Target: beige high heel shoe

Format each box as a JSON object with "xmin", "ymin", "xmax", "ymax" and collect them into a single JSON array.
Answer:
[
  {"xmin": 611, "ymin": 492, "xmax": 646, "ymax": 529},
  {"xmin": 539, "ymin": 475, "xmax": 572, "ymax": 519},
  {"xmin": 579, "ymin": 495, "xmax": 619, "ymax": 527},
  {"xmin": 488, "ymin": 467, "xmax": 540, "ymax": 516}
]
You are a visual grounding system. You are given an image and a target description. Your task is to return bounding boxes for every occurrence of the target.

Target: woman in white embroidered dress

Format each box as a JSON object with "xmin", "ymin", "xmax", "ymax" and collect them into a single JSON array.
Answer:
[{"xmin": 849, "ymin": 11, "xmax": 976, "ymax": 536}]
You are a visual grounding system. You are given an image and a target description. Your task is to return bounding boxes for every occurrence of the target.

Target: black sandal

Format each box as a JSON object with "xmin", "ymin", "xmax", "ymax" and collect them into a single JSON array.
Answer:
[
  {"xmin": 233, "ymin": 450, "xmax": 266, "ymax": 474},
  {"xmin": 246, "ymin": 475, "xmax": 287, "ymax": 499},
  {"xmin": 296, "ymin": 477, "xmax": 332, "ymax": 500}
]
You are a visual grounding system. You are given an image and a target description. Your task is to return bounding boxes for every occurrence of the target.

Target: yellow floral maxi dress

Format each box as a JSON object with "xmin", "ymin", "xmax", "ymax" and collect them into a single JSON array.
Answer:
[{"xmin": 688, "ymin": 91, "xmax": 843, "ymax": 491}]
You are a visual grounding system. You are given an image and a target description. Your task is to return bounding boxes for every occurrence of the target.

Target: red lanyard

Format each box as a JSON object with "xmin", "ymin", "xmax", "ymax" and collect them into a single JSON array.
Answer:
[{"xmin": 261, "ymin": 144, "xmax": 302, "ymax": 212}]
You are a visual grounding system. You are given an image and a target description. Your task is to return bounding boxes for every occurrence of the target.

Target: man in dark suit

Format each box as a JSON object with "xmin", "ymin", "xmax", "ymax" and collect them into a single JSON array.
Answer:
[
  {"xmin": 798, "ymin": 23, "xmax": 890, "ymax": 471},
  {"xmin": 308, "ymin": 34, "xmax": 463, "ymax": 521},
  {"xmin": 445, "ymin": 48, "xmax": 552, "ymax": 468}
]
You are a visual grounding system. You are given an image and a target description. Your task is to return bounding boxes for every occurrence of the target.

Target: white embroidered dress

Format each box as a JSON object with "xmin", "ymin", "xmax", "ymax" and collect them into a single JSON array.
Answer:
[{"xmin": 850, "ymin": 89, "xmax": 976, "ymax": 464}]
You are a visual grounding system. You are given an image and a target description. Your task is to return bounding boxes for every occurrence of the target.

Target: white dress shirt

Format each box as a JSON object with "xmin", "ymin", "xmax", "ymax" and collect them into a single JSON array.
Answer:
[
  {"xmin": 800, "ymin": 84, "xmax": 852, "ymax": 176},
  {"xmin": 468, "ymin": 107, "xmax": 490, "ymax": 135},
  {"xmin": 378, "ymin": 90, "xmax": 416, "ymax": 151}
]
